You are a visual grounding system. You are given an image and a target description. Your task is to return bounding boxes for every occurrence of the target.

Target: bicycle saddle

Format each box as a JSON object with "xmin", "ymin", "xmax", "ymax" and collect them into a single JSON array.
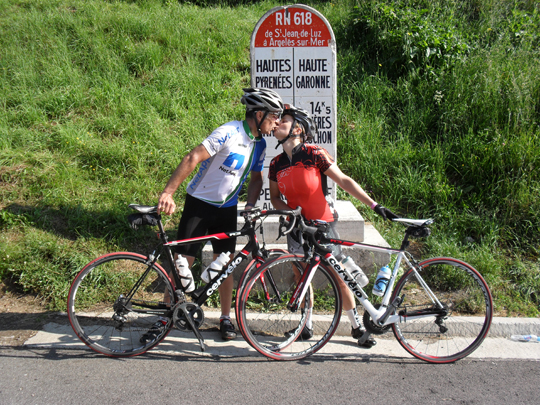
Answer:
[{"xmin": 393, "ymin": 218, "xmax": 433, "ymax": 227}]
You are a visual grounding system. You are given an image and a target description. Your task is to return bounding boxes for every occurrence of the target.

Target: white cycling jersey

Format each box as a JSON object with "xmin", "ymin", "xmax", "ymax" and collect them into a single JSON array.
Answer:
[{"xmin": 187, "ymin": 120, "xmax": 266, "ymax": 208}]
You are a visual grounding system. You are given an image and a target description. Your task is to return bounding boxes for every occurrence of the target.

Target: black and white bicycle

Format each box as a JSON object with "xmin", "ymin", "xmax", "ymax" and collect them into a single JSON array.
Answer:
[
  {"xmin": 67, "ymin": 204, "xmax": 299, "ymax": 357},
  {"xmin": 236, "ymin": 212, "xmax": 493, "ymax": 363}
]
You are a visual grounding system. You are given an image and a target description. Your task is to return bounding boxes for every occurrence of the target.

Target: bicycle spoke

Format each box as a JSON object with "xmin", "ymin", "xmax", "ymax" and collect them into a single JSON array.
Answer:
[
  {"xmin": 237, "ymin": 255, "xmax": 342, "ymax": 360},
  {"xmin": 68, "ymin": 253, "xmax": 174, "ymax": 357},
  {"xmin": 392, "ymin": 257, "xmax": 493, "ymax": 363}
]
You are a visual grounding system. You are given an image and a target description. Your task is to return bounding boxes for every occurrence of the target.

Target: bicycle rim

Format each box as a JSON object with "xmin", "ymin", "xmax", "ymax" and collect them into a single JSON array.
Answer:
[
  {"xmin": 68, "ymin": 252, "xmax": 175, "ymax": 357},
  {"xmin": 235, "ymin": 248, "xmax": 289, "ymax": 314},
  {"xmin": 391, "ymin": 257, "xmax": 493, "ymax": 363},
  {"xmin": 237, "ymin": 255, "xmax": 342, "ymax": 361}
]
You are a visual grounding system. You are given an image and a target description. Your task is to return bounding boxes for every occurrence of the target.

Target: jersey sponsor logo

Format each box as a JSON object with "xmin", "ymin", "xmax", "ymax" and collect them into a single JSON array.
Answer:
[
  {"xmin": 222, "ymin": 152, "xmax": 245, "ymax": 170},
  {"xmin": 217, "ymin": 132, "xmax": 233, "ymax": 146},
  {"xmin": 188, "ymin": 159, "xmax": 209, "ymax": 191}
]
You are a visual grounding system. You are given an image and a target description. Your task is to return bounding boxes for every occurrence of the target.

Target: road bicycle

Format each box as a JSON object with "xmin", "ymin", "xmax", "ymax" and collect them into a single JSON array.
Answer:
[
  {"xmin": 67, "ymin": 204, "xmax": 298, "ymax": 357},
  {"xmin": 236, "ymin": 213, "xmax": 493, "ymax": 363}
]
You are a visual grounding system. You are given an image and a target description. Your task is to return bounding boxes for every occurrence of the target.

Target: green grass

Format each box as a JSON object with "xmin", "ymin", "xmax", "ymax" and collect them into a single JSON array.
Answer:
[{"xmin": 1, "ymin": 0, "xmax": 539, "ymax": 316}]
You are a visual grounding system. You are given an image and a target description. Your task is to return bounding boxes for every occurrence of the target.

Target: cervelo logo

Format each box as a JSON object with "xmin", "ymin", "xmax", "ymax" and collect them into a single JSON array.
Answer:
[
  {"xmin": 328, "ymin": 257, "xmax": 364, "ymax": 300},
  {"xmin": 207, "ymin": 256, "xmax": 243, "ymax": 296}
]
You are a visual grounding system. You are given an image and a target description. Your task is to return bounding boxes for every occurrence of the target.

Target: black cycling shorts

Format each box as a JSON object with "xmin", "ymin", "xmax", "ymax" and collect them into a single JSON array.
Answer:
[{"xmin": 174, "ymin": 194, "xmax": 237, "ymax": 257}]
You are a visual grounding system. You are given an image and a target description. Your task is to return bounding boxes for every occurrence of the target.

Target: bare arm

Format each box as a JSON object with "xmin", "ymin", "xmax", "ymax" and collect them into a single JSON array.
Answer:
[
  {"xmin": 324, "ymin": 164, "xmax": 375, "ymax": 208},
  {"xmin": 269, "ymin": 180, "xmax": 292, "ymax": 211},
  {"xmin": 158, "ymin": 144, "xmax": 211, "ymax": 215},
  {"xmin": 245, "ymin": 171, "xmax": 263, "ymax": 207}
]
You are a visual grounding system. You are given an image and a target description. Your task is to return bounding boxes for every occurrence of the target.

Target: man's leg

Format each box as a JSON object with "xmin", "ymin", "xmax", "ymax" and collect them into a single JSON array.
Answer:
[
  {"xmin": 216, "ymin": 252, "xmax": 236, "ymax": 340},
  {"xmin": 208, "ymin": 204, "xmax": 238, "ymax": 341}
]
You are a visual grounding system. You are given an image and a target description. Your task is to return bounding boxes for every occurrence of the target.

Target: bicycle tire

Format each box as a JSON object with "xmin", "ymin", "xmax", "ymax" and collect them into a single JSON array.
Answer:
[
  {"xmin": 237, "ymin": 254, "xmax": 342, "ymax": 360},
  {"xmin": 391, "ymin": 257, "xmax": 493, "ymax": 363},
  {"xmin": 235, "ymin": 248, "xmax": 289, "ymax": 309},
  {"xmin": 68, "ymin": 252, "xmax": 175, "ymax": 357}
]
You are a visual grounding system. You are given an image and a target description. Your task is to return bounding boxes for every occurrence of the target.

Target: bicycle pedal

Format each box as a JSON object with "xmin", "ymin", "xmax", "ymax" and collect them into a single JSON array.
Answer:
[{"xmin": 357, "ymin": 331, "xmax": 373, "ymax": 346}]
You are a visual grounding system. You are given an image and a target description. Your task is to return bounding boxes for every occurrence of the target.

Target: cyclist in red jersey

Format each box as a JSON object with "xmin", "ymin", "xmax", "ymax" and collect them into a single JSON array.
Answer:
[{"xmin": 268, "ymin": 105, "xmax": 397, "ymax": 348}]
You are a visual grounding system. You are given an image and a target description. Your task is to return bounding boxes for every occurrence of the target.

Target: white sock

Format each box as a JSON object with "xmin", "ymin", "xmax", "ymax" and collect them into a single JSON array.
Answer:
[
  {"xmin": 305, "ymin": 307, "xmax": 313, "ymax": 329},
  {"xmin": 346, "ymin": 308, "xmax": 362, "ymax": 330},
  {"xmin": 220, "ymin": 315, "xmax": 230, "ymax": 322}
]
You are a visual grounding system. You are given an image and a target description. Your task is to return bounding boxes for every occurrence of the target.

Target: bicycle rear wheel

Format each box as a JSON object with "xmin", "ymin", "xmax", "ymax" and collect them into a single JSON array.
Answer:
[
  {"xmin": 391, "ymin": 257, "xmax": 493, "ymax": 363},
  {"xmin": 237, "ymin": 255, "xmax": 342, "ymax": 360},
  {"xmin": 68, "ymin": 252, "xmax": 175, "ymax": 357}
]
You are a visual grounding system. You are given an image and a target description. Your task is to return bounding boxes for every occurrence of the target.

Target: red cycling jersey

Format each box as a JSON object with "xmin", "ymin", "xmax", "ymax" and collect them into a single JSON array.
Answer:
[{"xmin": 269, "ymin": 143, "xmax": 334, "ymax": 222}]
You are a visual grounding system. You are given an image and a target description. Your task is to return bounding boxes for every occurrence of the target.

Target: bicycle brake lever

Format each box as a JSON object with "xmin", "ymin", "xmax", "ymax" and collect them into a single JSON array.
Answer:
[{"xmin": 277, "ymin": 216, "xmax": 288, "ymax": 240}]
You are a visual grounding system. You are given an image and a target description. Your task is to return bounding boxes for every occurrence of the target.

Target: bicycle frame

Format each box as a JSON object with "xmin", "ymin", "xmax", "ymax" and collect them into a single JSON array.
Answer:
[
  {"xmin": 291, "ymin": 220, "xmax": 445, "ymax": 328},
  {"xmin": 140, "ymin": 210, "xmax": 281, "ymax": 308},
  {"xmin": 122, "ymin": 206, "xmax": 300, "ymax": 350}
]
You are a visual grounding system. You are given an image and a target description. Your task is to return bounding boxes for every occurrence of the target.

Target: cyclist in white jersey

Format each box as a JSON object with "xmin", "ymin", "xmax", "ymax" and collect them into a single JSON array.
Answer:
[
  {"xmin": 151, "ymin": 88, "xmax": 283, "ymax": 342},
  {"xmin": 186, "ymin": 120, "xmax": 267, "ymax": 207}
]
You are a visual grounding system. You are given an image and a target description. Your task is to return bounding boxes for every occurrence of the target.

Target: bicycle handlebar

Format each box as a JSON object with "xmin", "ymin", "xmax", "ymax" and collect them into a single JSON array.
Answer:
[{"xmin": 239, "ymin": 206, "xmax": 303, "ymax": 240}]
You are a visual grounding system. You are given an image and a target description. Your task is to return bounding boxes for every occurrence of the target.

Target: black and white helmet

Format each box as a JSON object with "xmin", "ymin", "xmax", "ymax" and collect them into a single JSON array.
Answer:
[
  {"xmin": 283, "ymin": 104, "xmax": 318, "ymax": 142},
  {"xmin": 241, "ymin": 88, "xmax": 284, "ymax": 113}
]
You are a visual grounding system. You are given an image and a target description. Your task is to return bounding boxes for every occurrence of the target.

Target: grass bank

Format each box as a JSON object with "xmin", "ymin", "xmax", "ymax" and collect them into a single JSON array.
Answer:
[{"xmin": 0, "ymin": 0, "xmax": 538, "ymax": 315}]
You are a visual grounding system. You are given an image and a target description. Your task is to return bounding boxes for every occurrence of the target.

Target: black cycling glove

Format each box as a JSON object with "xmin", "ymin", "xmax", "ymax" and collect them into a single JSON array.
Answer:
[{"xmin": 374, "ymin": 204, "xmax": 398, "ymax": 221}]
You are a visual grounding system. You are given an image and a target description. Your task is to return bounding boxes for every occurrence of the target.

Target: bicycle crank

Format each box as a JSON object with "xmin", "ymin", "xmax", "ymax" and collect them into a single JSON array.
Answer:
[
  {"xmin": 172, "ymin": 302, "xmax": 206, "ymax": 352},
  {"xmin": 173, "ymin": 302, "xmax": 205, "ymax": 331},
  {"xmin": 362, "ymin": 304, "xmax": 392, "ymax": 335}
]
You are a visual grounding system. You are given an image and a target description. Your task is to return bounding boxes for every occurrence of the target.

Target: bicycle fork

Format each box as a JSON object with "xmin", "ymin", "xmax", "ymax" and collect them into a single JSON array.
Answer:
[{"xmin": 287, "ymin": 256, "xmax": 321, "ymax": 312}]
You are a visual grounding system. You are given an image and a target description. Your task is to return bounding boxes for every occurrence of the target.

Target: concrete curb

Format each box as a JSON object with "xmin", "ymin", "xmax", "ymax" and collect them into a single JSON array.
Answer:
[
  {"xmin": 199, "ymin": 311, "xmax": 540, "ymax": 338},
  {"xmin": 20, "ymin": 312, "xmax": 540, "ymax": 361},
  {"xmin": 21, "ymin": 317, "xmax": 540, "ymax": 361}
]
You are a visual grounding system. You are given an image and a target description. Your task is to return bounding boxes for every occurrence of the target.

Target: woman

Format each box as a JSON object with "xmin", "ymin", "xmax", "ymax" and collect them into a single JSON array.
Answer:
[{"xmin": 268, "ymin": 105, "xmax": 397, "ymax": 348}]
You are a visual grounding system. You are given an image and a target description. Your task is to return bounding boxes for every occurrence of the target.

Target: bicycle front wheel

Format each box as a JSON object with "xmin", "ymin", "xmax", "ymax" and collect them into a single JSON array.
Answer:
[
  {"xmin": 237, "ymin": 255, "xmax": 342, "ymax": 360},
  {"xmin": 235, "ymin": 248, "xmax": 289, "ymax": 310},
  {"xmin": 68, "ymin": 252, "xmax": 175, "ymax": 357},
  {"xmin": 391, "ymin": 257, "xmax": 493, "ymax": 363}
]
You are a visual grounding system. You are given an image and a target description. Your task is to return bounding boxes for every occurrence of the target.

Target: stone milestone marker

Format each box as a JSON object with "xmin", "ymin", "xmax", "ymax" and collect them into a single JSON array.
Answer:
[
  {"xmin": 215, "ymin": 5, "xmax": 390, "ymax": 276},
  {"xmin": 250, "ymin": 4, "xmax": 337, "ymax": 208}
]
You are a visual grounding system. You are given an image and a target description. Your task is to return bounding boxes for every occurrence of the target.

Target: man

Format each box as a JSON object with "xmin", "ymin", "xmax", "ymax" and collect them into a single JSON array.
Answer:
[{"xmin": 155, "ymin": 88, "xmax": 283, "ymax": 341}]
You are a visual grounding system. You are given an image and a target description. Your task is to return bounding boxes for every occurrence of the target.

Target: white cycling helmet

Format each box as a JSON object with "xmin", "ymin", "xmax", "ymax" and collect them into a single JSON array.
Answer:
[
  {"xmin": 241, "ymin": 88, "xmax": 284, "ymax": 113},
  {"xmin": 275, "ymin": 104, "xmax": 318, "ymax": 148},
  {"xmin": 241, "ymin": 88, "xmax": 284, "ymax": 137}
]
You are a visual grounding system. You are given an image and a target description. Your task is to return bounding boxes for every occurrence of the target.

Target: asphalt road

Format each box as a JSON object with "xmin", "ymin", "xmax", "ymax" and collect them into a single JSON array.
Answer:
[
  {"xmin": 1, "ymin": 313, "xmax": 539, "ymax": 404},
  {"xmin": 0, "ymin": 347, "xmax": 538, "ymax": 404}
]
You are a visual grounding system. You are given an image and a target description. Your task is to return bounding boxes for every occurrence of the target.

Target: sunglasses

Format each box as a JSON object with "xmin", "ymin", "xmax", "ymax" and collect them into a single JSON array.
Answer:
[{"xmin": 266, "ymin": 112, "xmax": 281, "ymax": 121}]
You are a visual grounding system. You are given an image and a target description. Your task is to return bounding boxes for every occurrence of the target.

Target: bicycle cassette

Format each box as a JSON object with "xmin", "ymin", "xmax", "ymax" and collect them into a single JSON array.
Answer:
[{"xmin": 173, "ymin": 302, "xmax": 205, "ymax": 331}]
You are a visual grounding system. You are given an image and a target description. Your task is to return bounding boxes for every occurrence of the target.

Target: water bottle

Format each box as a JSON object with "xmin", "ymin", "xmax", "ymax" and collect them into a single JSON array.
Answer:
[
  {"xmin": 510, "ymin": 334, "xmax": 540, "ymax": 342},
  {"xmin": 175, "ymin": 255, "xmax": 194, "ymax": 293},
  {"xmin": 340, "ymin": 256, "xmax": 369, "ymax": 287},
  {"xmin": 201, "ymin": 251, "xmax": 230, "ymax": 283},
  {"xmin": 372, "ymin": 265, "xmax": 391, "ymax": 297}
]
